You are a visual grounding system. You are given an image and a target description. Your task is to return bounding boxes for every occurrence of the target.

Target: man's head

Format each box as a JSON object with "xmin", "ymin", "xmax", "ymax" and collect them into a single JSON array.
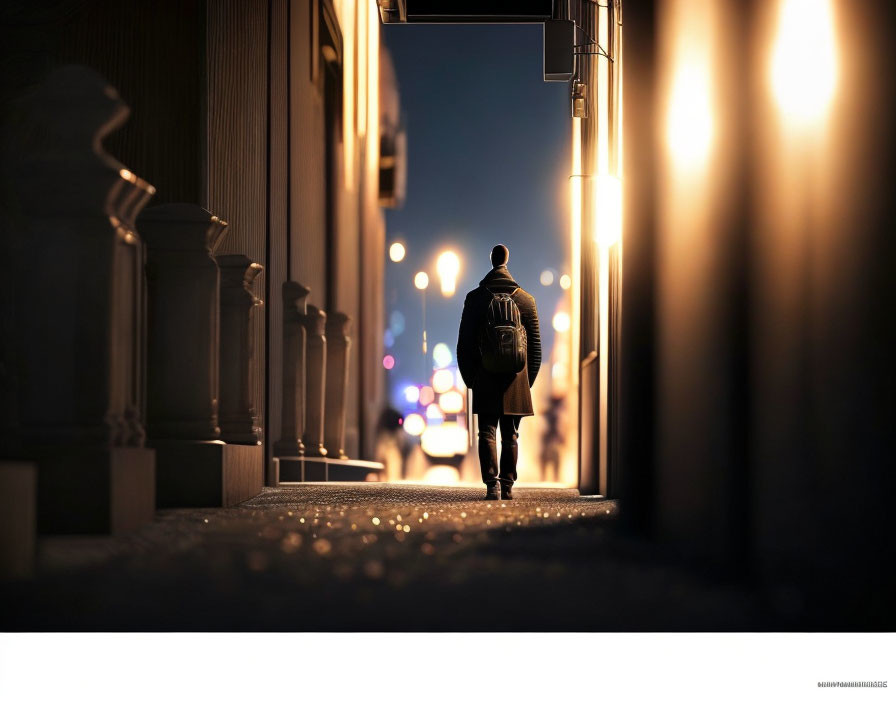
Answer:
[{"xmin": 490, "ymin": 244, "xmax": 509, "ymax": 268}]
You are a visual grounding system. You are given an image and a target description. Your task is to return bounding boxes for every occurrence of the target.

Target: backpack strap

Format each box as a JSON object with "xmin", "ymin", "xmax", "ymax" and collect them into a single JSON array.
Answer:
[
  {"xmin": 483, "ymin": 285, "xmax": 519, "ymax": 296},
  {"xmin": 481, "ymin": 286, "xmax": 519, "ymax": 324}
]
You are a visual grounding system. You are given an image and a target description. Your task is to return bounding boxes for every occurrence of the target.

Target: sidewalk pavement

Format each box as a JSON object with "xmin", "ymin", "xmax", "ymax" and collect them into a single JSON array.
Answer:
[{"xmin": 0, "ymin": 483, "xmax": 775, "ymax": 631}]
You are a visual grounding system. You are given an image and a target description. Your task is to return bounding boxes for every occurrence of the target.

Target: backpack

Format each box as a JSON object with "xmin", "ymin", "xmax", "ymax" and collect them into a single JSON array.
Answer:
[{"xmin": 479, "ymin": 287, "xmax": 527, "ymax": 374}]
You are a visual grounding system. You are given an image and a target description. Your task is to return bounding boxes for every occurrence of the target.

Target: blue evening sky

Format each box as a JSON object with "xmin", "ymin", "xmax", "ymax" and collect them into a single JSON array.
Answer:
[{"xmin": 382, "ymin": 23, "xmax": 570, "ymax": 407}]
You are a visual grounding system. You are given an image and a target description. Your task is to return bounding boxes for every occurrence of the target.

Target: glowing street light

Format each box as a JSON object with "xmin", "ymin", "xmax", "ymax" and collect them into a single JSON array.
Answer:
[
  {"xmin": 552, "ymin": 311, "xmax": 571, "ymax": 333},
  {"xmin": 435, "ymin": 251, "xmax": 461, "ymax": 297},
  {"xmin": 421, "ymin": 422, "xmax": 467, "ymax": 458},
  {"xmin": 389, "ymin": 242, "xmax": 406, "ymax": 262},
  {"xmin": 403, "ymin": 413, "xmax": 425, "ymax": 437},
  {"xmin": 438, "ymin": 390, "xmax": 464, "ymax": 414},
  {"xmin": 414, "ymin": 271, "xmax": 429, "ymax": 362},
  {"xmin": 770, "ymin": 0, "xmax": 838, "ymax": 126},
  {"xmin": 432, "ymin": 342, "xmax": 452, "ymax": 369},
  {"xmin": 432, "ymin": 368, "xmax": 454, "ymax": 394},
  {"xmin": 403, "ymin": 385, "xmax": 420, "ymax": 404},
  {"xmin": 559, "ymin": 274, "xmax": 572, "ymax": 290},
  {"xmin": 413, "ymin": 271, "xmax": 429, "ymax": 290}
]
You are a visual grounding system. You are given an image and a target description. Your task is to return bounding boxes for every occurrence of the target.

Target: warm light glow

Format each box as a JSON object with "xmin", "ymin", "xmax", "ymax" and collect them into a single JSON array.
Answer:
[
  {"xmin": 540, "ymin": 269, "xmax": 555, "ymax": 286},
  {"xmin": 414, "ymin": 271, "xmax": 429, "ymax": 290},
  {"xmin": 438, "ymin": 390, "xmax": 464, "ymax": 414},
  {"xmin": 425, "ymin": 403, "xmax": 443, "ymax": 421},
  {"xmin": 338, "ymin": 0, "xmax": 355, "ymax": 188},
  {"xmin": 666, "ymin": 10, "xmax": 714, "ymax": 173},
  {"xmin": 552, "ymin": 311, "xmax": 571, "ymax": 333},
  {"xmin": 597, "ymin": 0, "xmax": 611, "ymax": 175},
  {"xmin": 559, "ymin": 274, "xmax": 571, "ymax": 290},
  {"xmin": 432, "ymin": 343, "xmax": 453, "ymax": 369},
  {"xmin": 432, "ymin": 369, "xmax": 455, "ymax": 394},
  {"xmin": 770, "ymin": 0, "xmax": 838, "ymax": 125},
  {"xmin": 382, "ymin": 355, "xmax": 395, "ymax": 370},
  {"xmin": 403, "ymin": 385, "xmax": 420, "ymax": 404},
  {"xmin": 419, "ymin": 386, "xmax": 435, "ymax": 406},
  {"xmin": 388, "ymin": 242, "xmax": 406, "ymax": 262},
  {"xmin": 366, "ymin": 0, "xmax": 380, "ymax": 186},
  {"xmin": 421, "ymin": 423, "xmax": 467, "ymax": 458},
  {"xmin": 421, "ymin": 464, "xmax": 461, "ymax": 485},
  {"xmin": 595, "ymin": 174, "xmax": 623, "ymax": 248},
  {"xmin": 403, "ymin": 413, "xmax": 425, "ymax": 436},
  {"xmin": 435, "ymin": 251, "xmax": 461, "ymax": 297},
  {"xmin": 357, "ymin": 0, "xmax": 368, "ymax": 137},
  {"xmin": 570, "ymin": 119, "xmax": 582, "ymax": 391}
]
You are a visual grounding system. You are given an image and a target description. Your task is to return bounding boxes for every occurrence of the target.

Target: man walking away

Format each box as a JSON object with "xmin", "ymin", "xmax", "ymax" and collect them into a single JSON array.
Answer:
[{"xmin": 457, "ymin": 244, "xmax": 541, "ymax": 500}]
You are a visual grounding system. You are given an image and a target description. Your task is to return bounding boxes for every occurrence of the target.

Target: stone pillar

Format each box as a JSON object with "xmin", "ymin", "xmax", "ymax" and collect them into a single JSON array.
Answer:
[
  {"xmin": 274, "ymin": 282, "xmax": 310, "ymax": 458},
  {"xmin": 1, "ymin": 66, "xmax": 156, "ymax": 534},
  {"xmin": 324, "ymin": 312, "xmax": 352, "ymax": 460},
  {"xmin": 140, "ymin": 204, "xmax": 226, "ymax": 441},
  {"xmin": 216, "ymin": 255, "xmax": 263, "ymax": 444},
  {"xmin": 302, "ymin": 305, "xmax": 328, "ymax": 458},
  {"xmin": 138, "ymin": 205, "xmax": 261, "ymax": 507}
]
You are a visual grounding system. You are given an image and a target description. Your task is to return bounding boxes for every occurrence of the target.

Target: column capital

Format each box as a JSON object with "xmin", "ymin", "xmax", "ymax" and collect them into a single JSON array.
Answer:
[
  {"xmin": 216, "ymin": 255, "xmax": 264, "ymax": 306},
  {"xmin": 303, "ymin": 305, "xmax": 328, "ymax": 337},
  {"xmin": 139, "ymin": 203, "xmax": 228, "ymax": 253},
  {"xmin": 283, "ymin": 281, "xmax": 311, "ymax": 311},
  {"xmin": 325, "ymin": 311, "xmax": 352, "ymax": 341}
]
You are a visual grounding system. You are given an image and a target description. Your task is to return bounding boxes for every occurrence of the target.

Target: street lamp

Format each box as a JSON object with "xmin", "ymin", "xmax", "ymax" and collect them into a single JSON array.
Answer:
[
  {"xmin": 552, "ymin": 311, "xmax": 571, "ymax": 333},
  {"xmin": 389, "ymin": 241, "xmax": 406, "ymax": 262},
  {"xmin": 414, "ymin": 271, "xmax": 429, "ymax": 369},
  {"xmin": 435, "ymin": 250, "xmax": 461, "ymax": 297}
]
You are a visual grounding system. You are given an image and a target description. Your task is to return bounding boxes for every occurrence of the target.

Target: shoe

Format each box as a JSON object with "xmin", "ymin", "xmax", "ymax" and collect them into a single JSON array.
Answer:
[
  {"xmin": 500, "ymin": 484, "xmax": 513, "ymax": 500},
  {"xmin": 485, "ymin": 484, "xmax": 499, "ymax": 500}
]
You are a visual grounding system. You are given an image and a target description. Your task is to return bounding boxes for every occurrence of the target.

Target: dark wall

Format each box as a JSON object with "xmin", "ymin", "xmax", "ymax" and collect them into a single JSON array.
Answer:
[
  {"xmin": 267, "ymin": 0, "xmax": 290, "ymax": 469},
  {"xmin": 619, "ymin": 0, "xmax": 657, "ymax": 539},
  {"xmin": 1, "ymin": 0, "xmax": 205, "ymax": 204},
  {"xmin": 206, "ymin": 0, "xmax": 269, "ymax": 447},
  {"xmin": 620, "ymin": 0, "xmax": 896, "ymax": 627},
  {"xmin": 289, "ymin": 0, "xmax": 327, "ymax": 305},
  {"xmin": 748, "ymin": 0, "xmax": 896, "ymax": 626}
]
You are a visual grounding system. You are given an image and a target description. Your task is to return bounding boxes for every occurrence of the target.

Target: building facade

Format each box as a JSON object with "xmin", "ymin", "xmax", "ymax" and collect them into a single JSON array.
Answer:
[{"xmin": 0, "ymin": 0, "xmax": 402, "ymax": 540}]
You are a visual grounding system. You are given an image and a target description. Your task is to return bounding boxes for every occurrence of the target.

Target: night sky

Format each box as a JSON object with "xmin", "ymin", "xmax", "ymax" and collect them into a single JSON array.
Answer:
[{"xmin": 382, "ymin": 23, "xmax": 570, "ymax": 407}]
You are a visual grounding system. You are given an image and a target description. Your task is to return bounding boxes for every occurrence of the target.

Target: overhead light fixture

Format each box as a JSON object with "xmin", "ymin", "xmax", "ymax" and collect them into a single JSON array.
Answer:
[{"xmin": 572, "ymin": 81, "xmax": 587, "ymax": 119}]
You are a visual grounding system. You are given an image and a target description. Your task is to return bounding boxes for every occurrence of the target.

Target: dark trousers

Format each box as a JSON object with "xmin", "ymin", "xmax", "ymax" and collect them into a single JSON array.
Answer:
[{"xmin": 477, "ymin": 414, "xmax": 522, "ymax": 487}]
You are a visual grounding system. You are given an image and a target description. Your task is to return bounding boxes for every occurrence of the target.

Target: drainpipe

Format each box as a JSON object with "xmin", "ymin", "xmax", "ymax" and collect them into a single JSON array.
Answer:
[{"xmin": 568, "ymin": 0, "xmax": 622, "ymax": 496}]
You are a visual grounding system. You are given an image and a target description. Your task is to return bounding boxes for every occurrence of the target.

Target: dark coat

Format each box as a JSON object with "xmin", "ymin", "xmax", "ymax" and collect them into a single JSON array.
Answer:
[{"xmin": 456, "ymin": 266, "xmax": 541, "ymax": 416}]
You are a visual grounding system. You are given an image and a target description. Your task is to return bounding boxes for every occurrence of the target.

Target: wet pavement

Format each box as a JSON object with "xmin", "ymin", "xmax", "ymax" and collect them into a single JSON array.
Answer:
[{"xmin": 0, "ymin": 483, "xmax": 774, "ymax": 631}]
